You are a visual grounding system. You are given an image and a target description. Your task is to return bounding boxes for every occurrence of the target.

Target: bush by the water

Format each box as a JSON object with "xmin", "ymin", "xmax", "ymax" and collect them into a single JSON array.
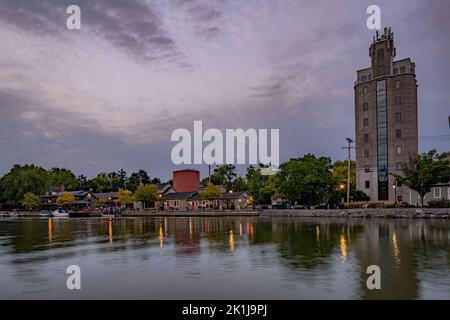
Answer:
[{"xmin": 427, "ymin": 200, "xmax": 450, "ymax": 208}]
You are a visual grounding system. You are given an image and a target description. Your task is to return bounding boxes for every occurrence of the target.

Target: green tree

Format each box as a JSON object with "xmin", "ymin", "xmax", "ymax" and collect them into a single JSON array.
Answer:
[
  {"xmin": 210, "ymin": 165, "xmax": 237, "ymax": 191},
  {"xmin": 21, "ymin": 192, "xmax": 40, "ymax": 211},
  {"xmin": 245, "ymin": 164, "xmax": 277, "ymax": 204},
  {"xmin": 117, "ymin": 188, "xmax": 134, "ymax": 207},
  {"xmin": 117, "ymin": 169, "xmax": 127, "ymax": 189},
  {"xmin": 332, "ymin": 160, "xmax": 356, "ymax": 190},
  {"xmin": 127, "ymin": 170, "xmax": 151, "ymax": 191},
  {"xmin": 134, "ymin": 184, "xmax": 157, "ymax": 209},
  {"xmin": 201, "ymin": 183, "xmax": 222, "ymax": 209},
  {"xmin": 393, "ymin": 150, "xmax": 450, "ymax": 207},
  {"xmin": 0, "ymin": 164, "xmax": 48, "ymax": 205},
  {"xmin": 201, "ymin": 183, "xmax": 221, "ymax": 201},
  {"xmin": 278, "ymin": 154, "xmax": 335, "ymax": 206},
  {"xmin": 91, "ymin": 172, "xmax": 113, "ymax": 192},
  {"xmin": 47, "ymin": 168, "xmax": 77, "ymax": 190},
  {"xmin": 76, "ymin": 174, "xmax": 91, "ymax": 190},
  {"xmin": 56, "ymin": 192, "xmax": 75, "ymax": 207},
  {"xmin": 234, "ymin": 176, "xmax": 247, "ymax": 192}
]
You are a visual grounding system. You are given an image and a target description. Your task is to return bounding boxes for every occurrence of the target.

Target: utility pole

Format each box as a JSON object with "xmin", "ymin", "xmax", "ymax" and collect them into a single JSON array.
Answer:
[
  {"xmin": 208, "ymin": 165, "xmax": 211, "ymax": 184},
  {"xmin": 341, "ymin": 138, "xmax": 355, "ymax": 207}
]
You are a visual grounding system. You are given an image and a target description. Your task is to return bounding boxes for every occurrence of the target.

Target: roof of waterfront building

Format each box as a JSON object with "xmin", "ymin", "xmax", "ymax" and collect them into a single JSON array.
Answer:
[{"xmin": 163, "ymin": 191, "xmax": 199, "ymax": 200}]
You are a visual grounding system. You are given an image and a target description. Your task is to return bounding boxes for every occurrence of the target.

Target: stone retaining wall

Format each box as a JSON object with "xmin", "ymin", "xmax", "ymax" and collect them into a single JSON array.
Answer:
[
  {"xmin": 0, "ymin": 208, "xmax": 448, "ymax": 218},
  {"xmin": 260, "ymin": 208, "xmax": 449, "ymax": 219}
]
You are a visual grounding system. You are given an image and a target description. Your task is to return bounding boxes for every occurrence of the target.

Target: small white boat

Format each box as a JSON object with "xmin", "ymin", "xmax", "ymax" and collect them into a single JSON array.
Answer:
[
  {"xmin": 51, "ymin": 208, "xmax": 69, "ymax": 217},
  {"xmin": 39, "ymin": 210, "xmax": 52, "ymax": 217}
]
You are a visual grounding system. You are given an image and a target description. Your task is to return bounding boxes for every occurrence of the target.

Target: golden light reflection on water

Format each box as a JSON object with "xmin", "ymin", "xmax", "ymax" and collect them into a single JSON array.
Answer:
[
  {"xmin": 316, "ymin": 225, "xmax": 321, "ymax": 254},
  {"xmin": 48, "ymin": 218, "xmax": 52, "ymax": 242},
  {"xmin": 339, "ymin": 234, "xmax": 347, "ymax": 262},
  {"xmin": 392, "ymin": 232, "xmax": 401, "ymax": 267},
  {"xmin": 159, "ymin": 223, "xmax": 164, "ymax": 248},
  {"xmin": 108, "ymin": 218, "xmax": 113, "ymax": 244},
  {"xmin": 229, "ymin": 230, "xmax": 234, "ymax": 252}
]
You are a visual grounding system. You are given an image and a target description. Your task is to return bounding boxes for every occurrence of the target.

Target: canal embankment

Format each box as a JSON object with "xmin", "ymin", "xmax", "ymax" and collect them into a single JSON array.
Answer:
[{"xmin": 1, "ymin": 208, "xmax": 448, "ymax": 218}]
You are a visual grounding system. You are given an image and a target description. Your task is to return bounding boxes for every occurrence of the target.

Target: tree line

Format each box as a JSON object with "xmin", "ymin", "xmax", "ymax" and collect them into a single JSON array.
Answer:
[
  {"xmin": 1, "ymin": 149, "xmax": 448, "ymax": 209},
  {"xmin": 0, "ymin": 166, "xmax": 161, "ymax": 206}
]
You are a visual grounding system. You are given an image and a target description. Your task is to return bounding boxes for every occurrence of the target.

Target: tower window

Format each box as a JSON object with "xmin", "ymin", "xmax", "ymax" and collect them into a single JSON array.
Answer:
[
  {"xmin": 393, "ymin": 68, "xmax": 398, "ymax": 75},
  {"xmin": 377, "ymin": 48, "xmax": 384, "ymax": 58},
  {"xmin": 365, "ymin": 181, "xmax": 370, "ymax": 188},
  {"xmin": 396, "ymin": 162, "xmax": 403, "ymax": 170},
  {"xmin": 395, "ymin": 80, "xmax": 401, "ymax": 88},
  {"xmin": 363, "ymin": 103, "xmax": 368, "ymax": 111},
  {"xmin": 363, "ymin": 133, "xmax": 369, "ymax": 142},
  {"xmin": 363, "ymin": 118, "xmax": 369, "ymax": 126},
  {"xmin": 400, "ymin": 66, "xmax": 406, "ymax": 73},
  {"xmin": 395, "ymin": 96, "xmax": 401, "ymax": 105},
  {"xmin": 396, "ymin": 129, "xmax": 402, "ymax": 138},
  {"xmin": 364, "ymin": 149, "xmax": 369, "ymax": 157},
  {"xmin": 363, "ymin": 87, "xmax": 368, "ymax": 96},
  {"xmin": 395, "ymin": 112, "xmax": 401, "ymax": 122},
  {"xmin": 396, "ymin": 146, "xmax": 402, "ymax": 154},
  {"xmin": 365, "ymin": 165, "xmax": 370, "ymax": 173}
]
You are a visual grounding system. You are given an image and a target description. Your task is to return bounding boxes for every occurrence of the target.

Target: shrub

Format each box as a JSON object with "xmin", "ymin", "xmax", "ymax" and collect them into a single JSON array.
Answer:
[{"xmin": 427, "ymin": 200, "xmax": 450, "ymax": 208}]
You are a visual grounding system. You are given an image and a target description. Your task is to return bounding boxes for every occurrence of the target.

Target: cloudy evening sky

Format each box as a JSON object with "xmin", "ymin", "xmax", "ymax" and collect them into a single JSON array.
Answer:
[{"xmin": 0, "ymin": 0, "xmax": 448, "ymax": 180}]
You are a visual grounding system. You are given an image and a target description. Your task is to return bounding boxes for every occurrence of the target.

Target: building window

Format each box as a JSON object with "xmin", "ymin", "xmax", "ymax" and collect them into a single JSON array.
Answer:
[
  {"xmin": 396, "ymin": 129, "xmax": 402, "ymax": 138},
  {"xmin": 363, "ymin": 118, "xmax": 369, "ymax": 126},
  {"xmin": 395, "ymin": 80, "xmax": 401, "ymax": 89},
  {"xmin": 368, "ymin": 74, "xmax": 372, "ymax": 80},
  {"xmin": 395, "ymin": 96, "xmax": 401, "ymax": 105},
  {"xmin": 363, "ymin": 102, "xmax": 368, "ymax": 111},
  {"xmin": 363, "ymin": 87, "xmax": 368, "ymax": 96},
  {"xmin": 396, "ymin": 162, "xmax": 402, "ymax": 170},
  {"xmin": 400, "ymin": 66, "xmax": 406, "ymax": 74},
  {"xmin": 363, "ymin": 133, "xmax": 369, "ymax": 142},
  {"xmin": 364, "ymin": 149, "xmax": 369, "ymax": 157},
  {"xmin": 365, "ymin": 181, "xmax": 370, "ymax": 188},
  {"xmin": 397, "ymin": 181, "xmax": 403, "ymax": 187},
  {"xmin": 396, "ymin": 146, "xmax": 402, "ymax": 154},
  {"xmin": 395, "ymin": 112, "xmax": 401, "ymax": 122},
  {"xmin": 394, "ymin": 68, "xmax": 398, "ymax": 75},
  {"xmin": 361, "ymin": 75, "xmax": 367, "ymax": 82},
  {"xmin": 365, "ymin": 165, "xmax": 370, "ymax": 173},
  {"xmin": 448, "ymin": 188, "xmax": 450, "ymax": 200},
  {"xmin": 378, "ymin": 65, "xmax": 384, "ymax": 75},
  {"xmin": 377, "ymin": 48, "xmax": 384, "ymax": 58},
  {"xmin": 397, "ymin": 195, "xmax": 403, "ymax": 202},
  {"xmin": 433, "ymin": 187, "xmax": 441, "ymax": 199}
]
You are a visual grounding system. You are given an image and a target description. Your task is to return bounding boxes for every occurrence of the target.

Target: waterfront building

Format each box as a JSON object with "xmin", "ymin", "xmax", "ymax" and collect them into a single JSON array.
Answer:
[{"xmin": 355, "ymin": 27, "xmax": 418, "ymax": 202}]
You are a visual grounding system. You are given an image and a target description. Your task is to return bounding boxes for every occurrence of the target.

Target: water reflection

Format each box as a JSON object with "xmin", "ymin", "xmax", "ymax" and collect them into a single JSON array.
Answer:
[{"xmin": 0, "ymin": 217, "xmax": 448, "ymax": 299}]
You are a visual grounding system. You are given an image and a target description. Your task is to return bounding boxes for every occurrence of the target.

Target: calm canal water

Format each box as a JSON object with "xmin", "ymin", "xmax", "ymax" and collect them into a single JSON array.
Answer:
[{"xmin": 0, "ymin": 217, "xmax": 448, "ymax": 299}]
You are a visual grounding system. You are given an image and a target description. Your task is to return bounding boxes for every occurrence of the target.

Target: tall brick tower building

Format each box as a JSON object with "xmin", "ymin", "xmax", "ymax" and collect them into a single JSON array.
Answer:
[{"xmin": 354, "ymin": 27, "xmax": 418, "ymax": 201}]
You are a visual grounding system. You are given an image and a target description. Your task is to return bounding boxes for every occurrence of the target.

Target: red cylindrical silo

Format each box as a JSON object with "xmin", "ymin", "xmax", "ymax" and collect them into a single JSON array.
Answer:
[{"xmin": 173, "ymin": 169, "xmax": 200, "ymax": 192}]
